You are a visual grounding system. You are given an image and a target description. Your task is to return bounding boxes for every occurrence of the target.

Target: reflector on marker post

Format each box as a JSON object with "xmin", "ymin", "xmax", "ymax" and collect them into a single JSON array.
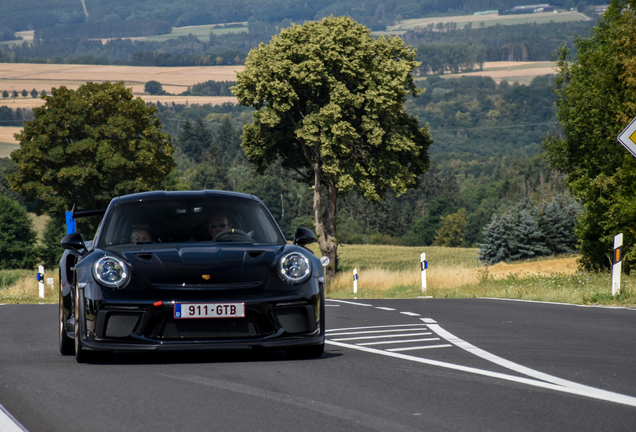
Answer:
[{"xmin": 611, "ymin": 233, "xmax": 623, "ymax": 296}]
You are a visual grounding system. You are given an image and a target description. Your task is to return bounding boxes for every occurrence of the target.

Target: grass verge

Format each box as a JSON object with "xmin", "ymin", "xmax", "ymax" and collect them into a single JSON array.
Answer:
[
  {"xmin": 0, "ymin": 268, "xmax": 57, "ymax": 304},
  {"xmin": 2, "ymin": 245, "xmax": 633, "ymax": 307}
]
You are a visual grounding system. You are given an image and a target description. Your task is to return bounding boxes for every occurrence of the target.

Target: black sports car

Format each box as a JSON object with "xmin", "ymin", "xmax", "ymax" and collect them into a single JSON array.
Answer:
[{"xmin": 59, "ymin": 190, "xmax": 325, "ymax": 363}]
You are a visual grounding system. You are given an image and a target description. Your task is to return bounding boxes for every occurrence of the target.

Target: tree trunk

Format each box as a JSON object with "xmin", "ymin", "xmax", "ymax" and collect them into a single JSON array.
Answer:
[{"xmin": 312, "ymin": 170, "xmax": 338, "ymax": 282}]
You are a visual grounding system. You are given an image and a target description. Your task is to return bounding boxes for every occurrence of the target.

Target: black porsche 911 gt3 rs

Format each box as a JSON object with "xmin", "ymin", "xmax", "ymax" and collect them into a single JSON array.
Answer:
[{"xmin": 58, "ymin": 190, "xmax": 325, "ymax": 363}]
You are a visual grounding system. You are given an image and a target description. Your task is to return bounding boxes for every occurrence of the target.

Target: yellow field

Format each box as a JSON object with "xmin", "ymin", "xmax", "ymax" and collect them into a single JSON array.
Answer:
[
  {"xmin": 329, "ymin": 256, "xmax": 578, "ymax": 293},
  {"xmin": 440, "ymin": 60, "xmax": 557, "ymax": 84},
  {"xmin": 382, "ymin": 10, "xmax": 587, "ymax": 34},
  {"xmin": 0, "ymin": 127, "xmax": 20, "ymax": 157},
  {"xmin": 0, "ymin": 63, "xmax": 245, "ymax": 109}
]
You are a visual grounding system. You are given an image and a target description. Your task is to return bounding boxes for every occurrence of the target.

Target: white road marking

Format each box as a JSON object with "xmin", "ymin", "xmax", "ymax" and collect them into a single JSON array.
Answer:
[
  {"xmin": 326, "ymin": 339, "xmax": 636, "ymax": 407},
  {"xmin": 358, "ymin": 337, "xmax": 440, "ymax": 346},
  {"xmin": 425, "ymin": 321, "xmax": 636, "ymax": 406},
  {"xmin": 332, "ymin": 332, "xmax": 432, "ymax": 342},
  {"xmin": 325, "ymin": 304, "xmax": 340, "ymax": 307},
  {"xmin": 387, "ymin": 344, "xmax": 453, "ymax": 352},
  {"xmin": 0, "ymin": 403, "xmax": 28, "ymax": 432},
  {"xmin": 478, "ymin": 297, "xmax": 636, "ymax": 310},
  {"xmin": 326, "ymin": 299, "xmax": 373, "ymax": 307},
  {"xmin": 326, "ymin": 300, "xmax": 636, "ymax": 407},
  {"xmin": 400, "ymin": 312, "xmax": 420, "ymax": 316},
  {"xmin": 328, "ymin": 327, "xmax": 428, "ymax": 337},
  {"xmin": 375, "ymin": 307, "xmax": 396, "ymax": 311},
  {"xmin": 327, "ymin": 324, "xmax": 429, "ymax": 332}
]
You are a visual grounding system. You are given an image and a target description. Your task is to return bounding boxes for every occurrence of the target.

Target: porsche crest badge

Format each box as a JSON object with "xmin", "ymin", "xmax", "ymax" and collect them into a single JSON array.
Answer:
[{"xmin": 202, "ymin": 275, "xmax": 210, "ymax": 280}]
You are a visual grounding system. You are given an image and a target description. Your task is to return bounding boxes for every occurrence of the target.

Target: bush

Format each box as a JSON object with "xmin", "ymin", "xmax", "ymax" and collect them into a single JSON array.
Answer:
[{"xmin": 0, "ymin": 195, "xmax": 38, "ymax": 269}]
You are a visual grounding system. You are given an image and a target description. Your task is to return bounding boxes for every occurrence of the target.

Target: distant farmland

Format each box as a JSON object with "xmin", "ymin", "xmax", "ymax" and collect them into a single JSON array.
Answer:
[
  {"xmin": 380, "ymin": 10, "xmax": 587, "ymax": 34},
  {"xmin": 0, "ymin": 63, "xmax": 245, "ymax": 109},
  {"xmin": 430, "ymin": 60, "xmax": 557, "ymax": 85}
]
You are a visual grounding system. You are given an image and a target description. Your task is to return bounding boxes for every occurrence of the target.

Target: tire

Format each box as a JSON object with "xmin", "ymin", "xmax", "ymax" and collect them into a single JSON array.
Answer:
[{"xmin": 59, "ymin": 281, "xmax": 73, "ymax": 356}]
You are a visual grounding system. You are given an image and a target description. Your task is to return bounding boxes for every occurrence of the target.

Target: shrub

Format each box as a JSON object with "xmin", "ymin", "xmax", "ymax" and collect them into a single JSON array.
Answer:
[{"xmin": 0, "ymin": 195, "xmax": 38, "ymax": 269}]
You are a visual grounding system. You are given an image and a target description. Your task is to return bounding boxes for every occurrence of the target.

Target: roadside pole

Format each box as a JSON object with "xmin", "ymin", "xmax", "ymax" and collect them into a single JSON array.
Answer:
[
  {"xmin": 420, "ymin": 253, "xmax": 428, "ymax": 292},
  {"xmin": 612, "ymin": 233, "xmax": 623, "ymax": 296},
  {"xmin": 37, "ymin": 265, "xmax": 45, "ymax": 298},
  {"xmin": 353, "ymin": 268, "xmax": 358, "ymax": 294}
]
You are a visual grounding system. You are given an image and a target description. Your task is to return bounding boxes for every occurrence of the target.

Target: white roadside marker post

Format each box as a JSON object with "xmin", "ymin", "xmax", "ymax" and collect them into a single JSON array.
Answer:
[
  {"xmin": 421, "ymin": 253, "xmax": 428, "ymax": 292},
  {"xmin": 611, "ymin": 233, "xmax": 623, "ymax": 296},
  {"xmin": 37, "ymin": 265, "xmax": 45, "ymax": 298},
  {"xmin": 353, "ymin": 268, "xmax": 358, "ymax": 294}
]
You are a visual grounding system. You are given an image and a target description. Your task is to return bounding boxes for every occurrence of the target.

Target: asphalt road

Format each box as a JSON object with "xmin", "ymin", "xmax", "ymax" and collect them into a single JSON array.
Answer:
[{"xmin": 1, "ymin": 298, "xmax": 635, "ymax": 432}]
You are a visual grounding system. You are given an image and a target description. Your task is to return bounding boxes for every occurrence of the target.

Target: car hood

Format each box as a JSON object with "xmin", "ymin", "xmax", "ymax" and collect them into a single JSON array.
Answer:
[{"xmin": 119, "ymin": 243, "xmax": 285, "ymax": 286}]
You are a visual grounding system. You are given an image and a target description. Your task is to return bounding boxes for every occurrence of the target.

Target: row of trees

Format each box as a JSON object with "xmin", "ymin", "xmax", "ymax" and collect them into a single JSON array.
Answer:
[
  {"xmin": 34, "ymin": 19, "xmax": 172, "ymax": 39},
  {"xmin": 0, "ymin": 107, "xmax": 33, "ymax": 126},
  {"xmin": 2, "ymin": 89, "xmax": 46, "ymax": 98}
]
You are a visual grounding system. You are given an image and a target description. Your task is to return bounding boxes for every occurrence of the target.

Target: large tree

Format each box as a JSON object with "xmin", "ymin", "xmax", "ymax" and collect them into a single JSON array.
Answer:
[
  {"xmin": 8, "ymin": 81, "xmax": 174, "ymax": 221},
  {"xmin": 543, "ymin": 0, "xmax": 636, "ymax": 271},
  {"xmin": 232, "ymin": 16, "xmax": 432, "ymax": 279}
]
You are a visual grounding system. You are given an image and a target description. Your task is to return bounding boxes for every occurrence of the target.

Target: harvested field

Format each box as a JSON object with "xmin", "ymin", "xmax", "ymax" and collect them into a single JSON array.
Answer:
[
  {"xmin": 0, "ymin": 127, "xmax": 20, "ymax": 157},
  {"xmin": 0, "ymin": 63, "xmax": 244, "ymax": 108},
  {"xmin": 416, "ymin": 61, "xmax": 557, "ymax": 84},
  {"xmin": 381, "ymin": 11, "xmax": 586, "ymax": 34}
]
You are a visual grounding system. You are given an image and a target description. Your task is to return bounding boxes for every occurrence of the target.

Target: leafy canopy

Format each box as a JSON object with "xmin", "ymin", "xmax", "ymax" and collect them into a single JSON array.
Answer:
[
  {"xmin": 543, "ymin": 0, "xmax": 636, "ymax": 271},
  {"xmin": 9, "ymin": 81, "xmax": 175, "ymax": 216},
  {"xmin": 233, "ymin": 15, "xmax": 431, "ymax": 201}
]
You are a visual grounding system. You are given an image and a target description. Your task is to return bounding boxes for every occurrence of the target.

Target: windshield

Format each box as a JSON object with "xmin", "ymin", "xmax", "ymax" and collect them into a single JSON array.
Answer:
[{"xmin": 98, "ymin": 195, "xmax": 284, "ymax": 247}]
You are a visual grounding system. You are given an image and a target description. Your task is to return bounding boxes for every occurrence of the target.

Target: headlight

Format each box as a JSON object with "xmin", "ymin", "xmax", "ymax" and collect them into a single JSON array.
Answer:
[
  {"xmin": 93, "ymin": 256, "xmax": 130, "ymax": 289},
  {"xmin": 278, "ymin": 252, "xmax": 312, "ymax": 284}
]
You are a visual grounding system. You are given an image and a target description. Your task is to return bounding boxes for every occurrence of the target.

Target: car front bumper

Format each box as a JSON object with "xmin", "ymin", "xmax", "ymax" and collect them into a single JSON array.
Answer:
[{"xmin": 74, "ymin": 279, "xmax": 324, "ymax": 352}]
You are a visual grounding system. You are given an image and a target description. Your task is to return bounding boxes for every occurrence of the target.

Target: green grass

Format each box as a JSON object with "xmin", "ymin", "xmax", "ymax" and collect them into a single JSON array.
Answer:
[
  {"xmin": 144, "ymin": 23, "xmax": 248, "ymax": 42},
  {"xmin": 427, "ymin": 270, "xmax": 635, "ymax": 305},
  {"xmin": 0, "ymin": 268, "xmax": 57, "ymax": 304},
  {"xmin": 334, "ymin": 244, "xmax": 479, "ymax": 272},
  {"xmin": 0, "ymin": 270, "xmax": 29, "ymax": 289}
]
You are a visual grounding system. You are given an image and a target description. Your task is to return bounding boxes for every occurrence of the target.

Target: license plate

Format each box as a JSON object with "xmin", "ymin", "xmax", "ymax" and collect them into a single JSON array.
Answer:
[{"xmin": 174, "ymin": 302, "xmax": 245, "ymax": 319}]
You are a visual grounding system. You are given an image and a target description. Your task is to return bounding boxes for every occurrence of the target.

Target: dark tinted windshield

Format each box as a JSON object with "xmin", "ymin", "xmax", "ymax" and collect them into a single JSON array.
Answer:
[{"xmin": 98, "ymin": 196, "xmax": 284, "ymax": 247}]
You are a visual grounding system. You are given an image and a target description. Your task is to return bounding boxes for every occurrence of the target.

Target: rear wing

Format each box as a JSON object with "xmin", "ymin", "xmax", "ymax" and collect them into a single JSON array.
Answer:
[{"xmin": 65, "ymin": 208, "xmax": 107, "ymax": 234}]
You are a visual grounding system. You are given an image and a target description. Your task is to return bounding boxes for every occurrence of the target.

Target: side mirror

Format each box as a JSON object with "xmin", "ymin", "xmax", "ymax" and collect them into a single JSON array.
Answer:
[
  {"xmin": 60, "ymin": 232, "xmax": 86, "ymax": 254},
  {"xmin": 293, "ymin": 228, "xmax": 317, "ymax": 246}
]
